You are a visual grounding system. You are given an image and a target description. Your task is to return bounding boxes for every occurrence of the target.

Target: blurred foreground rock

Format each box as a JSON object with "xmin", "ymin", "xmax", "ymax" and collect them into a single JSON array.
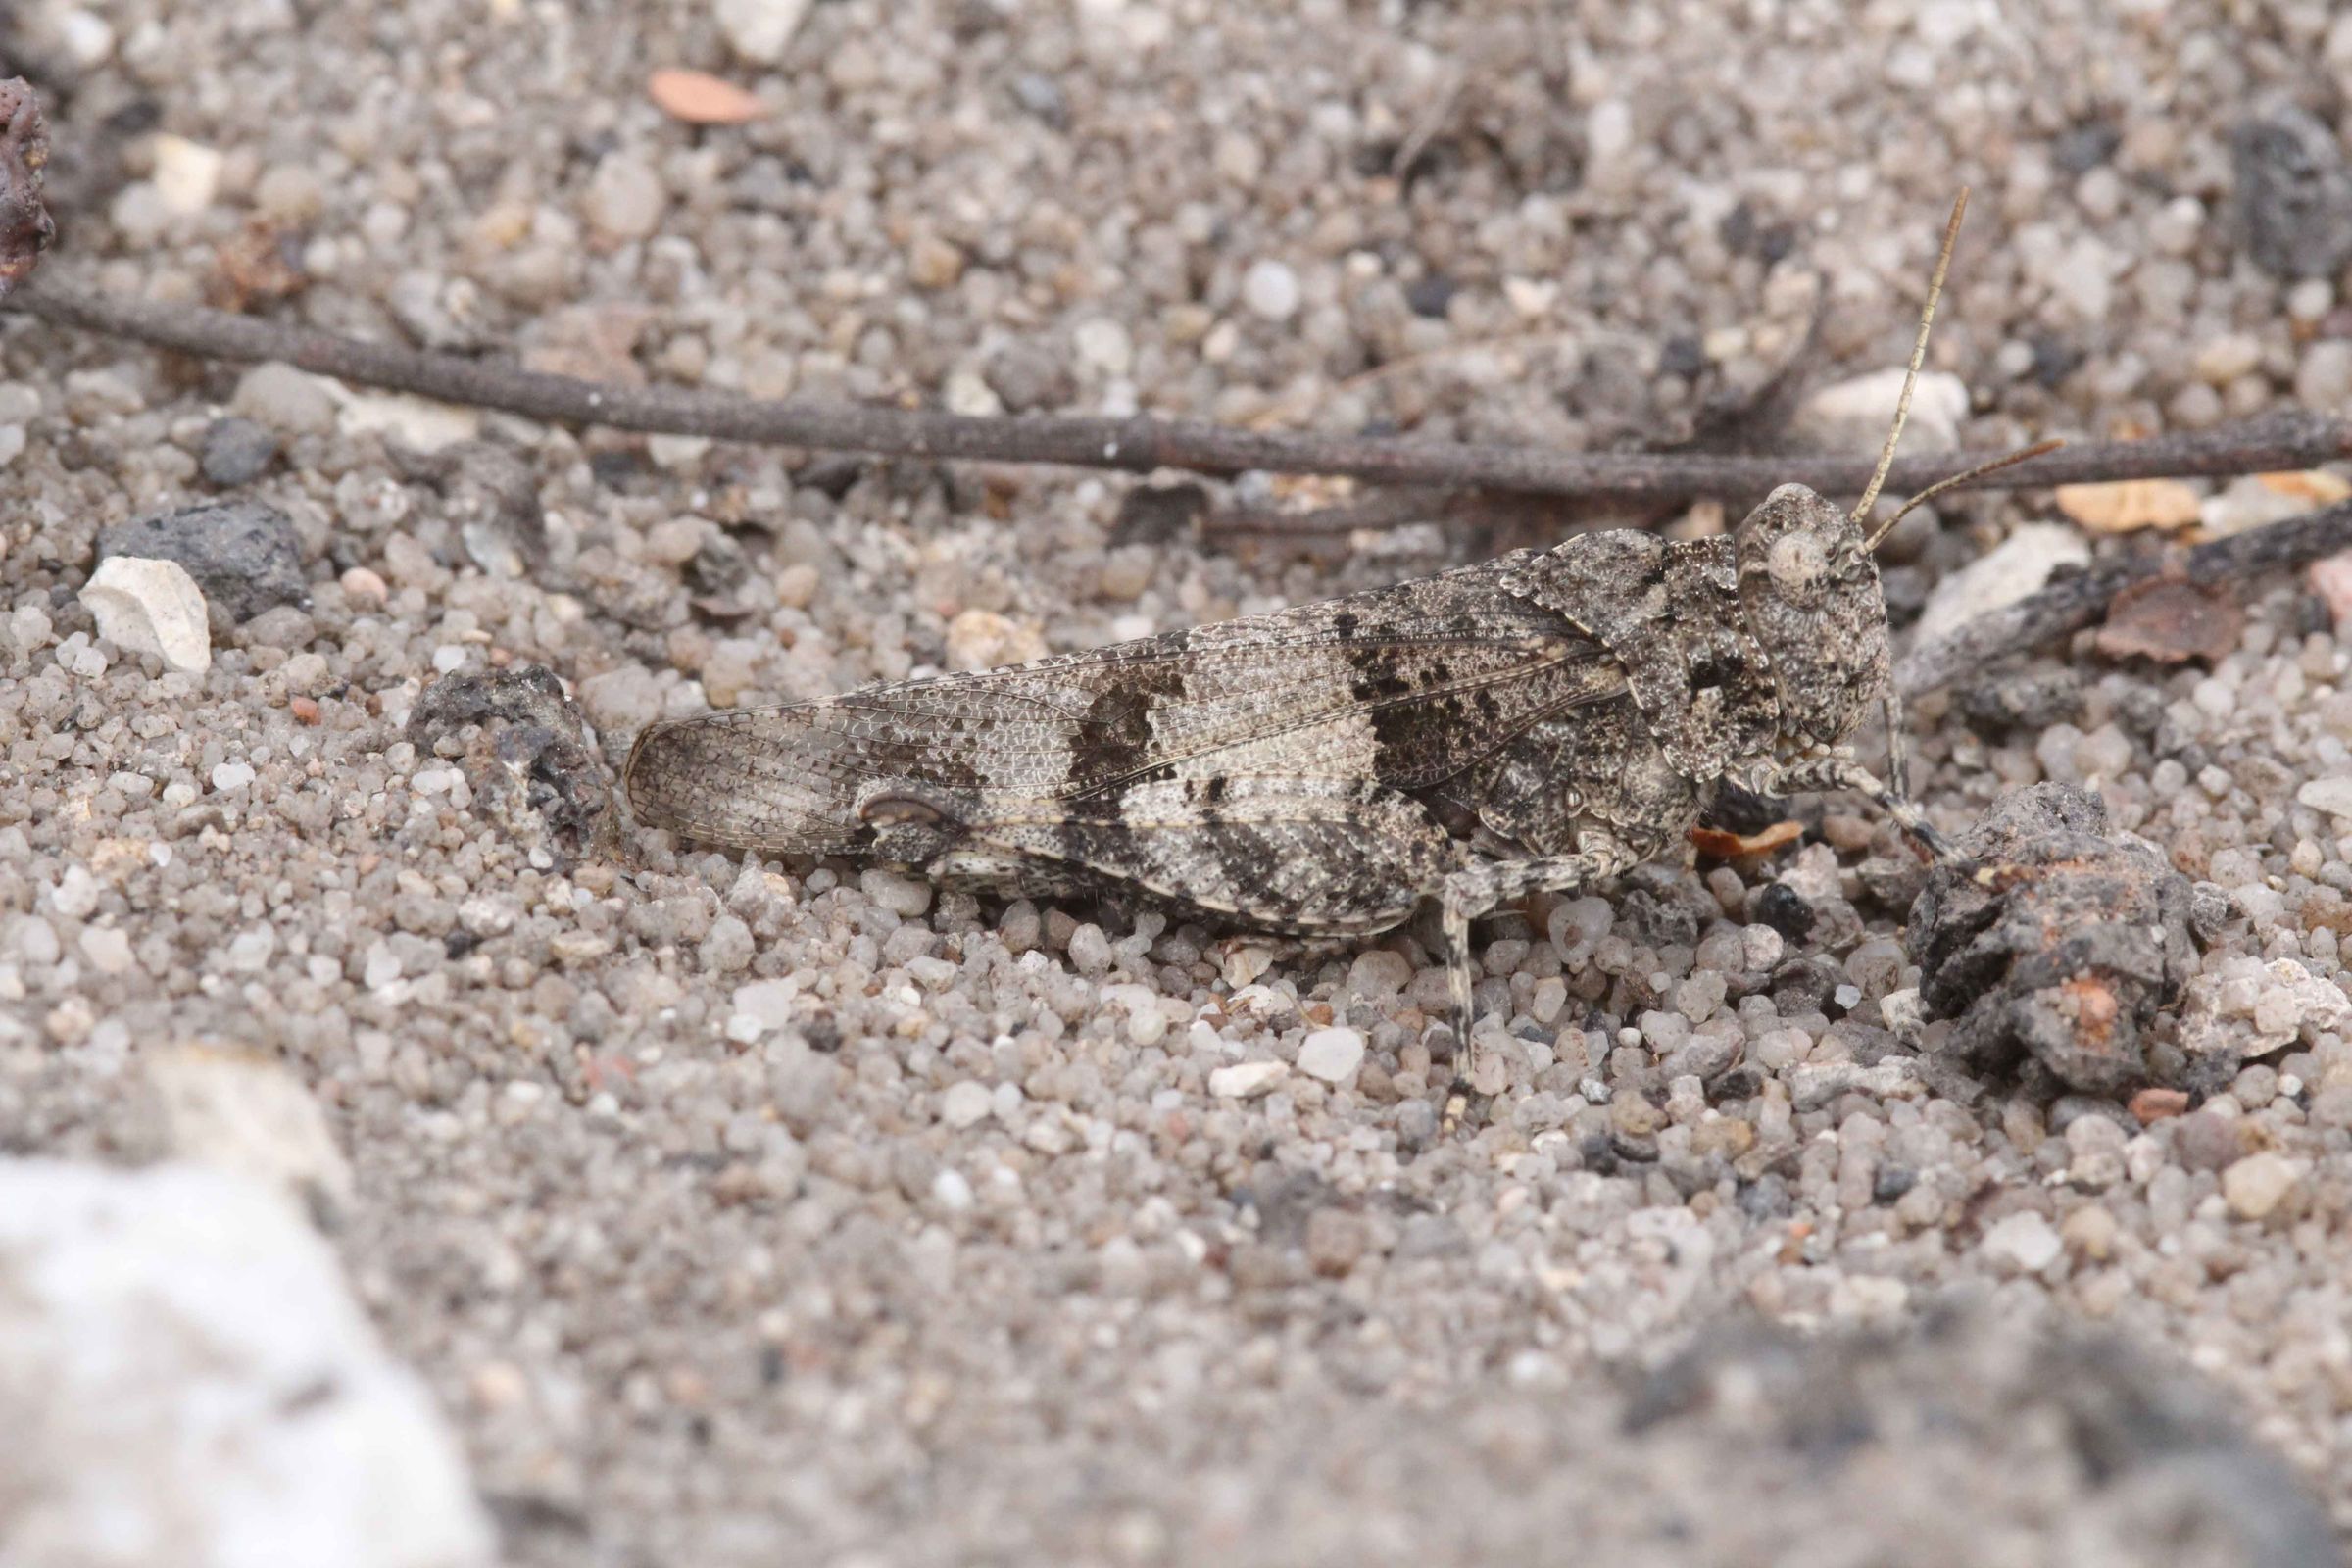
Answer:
[{"xmin": 0, "ymin": 1161, "xmax": 493, "ymax": 1568}]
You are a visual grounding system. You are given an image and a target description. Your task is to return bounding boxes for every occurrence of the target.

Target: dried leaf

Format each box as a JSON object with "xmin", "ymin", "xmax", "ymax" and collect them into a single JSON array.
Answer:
[
  {"xmin": 648, "ymin": 68, "xmax": 770, "ymax": 125},
  {"xmin": 2054, "ymin": 478, "xmax": 2203, "ymax": 534},
  {"xmin": 2093, "ymin": 577, "xmax": 2244, "ymax": 664},
  {"xmin": 2256, "ymin": 469, "xmax": 2352, "ymax": 503},
  {"xmin": 1690, "ymin": 820, "xmax": 1803, "ymax": 858}
]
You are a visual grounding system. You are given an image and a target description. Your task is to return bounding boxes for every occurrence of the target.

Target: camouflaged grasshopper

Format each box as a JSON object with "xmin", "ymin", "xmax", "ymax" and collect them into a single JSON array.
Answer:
[{"xmin": 627, "ymin": 195, "xmax": 2035, "ymax": 1073}]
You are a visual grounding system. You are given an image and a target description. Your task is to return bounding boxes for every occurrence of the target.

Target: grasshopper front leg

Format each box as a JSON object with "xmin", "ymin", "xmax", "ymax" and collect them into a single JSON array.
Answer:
[
  {"xmin": 1761, "ymin": 752, "xmax": 1952, "ymax": 858},
  {"xmin": 1436, "ymin": 836, "xmax": 1639, "ymax": 1132}
]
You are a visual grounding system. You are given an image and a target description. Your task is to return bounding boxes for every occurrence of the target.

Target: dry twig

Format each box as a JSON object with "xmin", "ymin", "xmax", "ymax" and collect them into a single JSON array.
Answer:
[
  {"xmin": 10, "ymin": 273, "xmax": 2352, "ymax": 509},
  {"xmin": 1895, "ymin": 498, "xmax": 2352, "ymax": 696}
]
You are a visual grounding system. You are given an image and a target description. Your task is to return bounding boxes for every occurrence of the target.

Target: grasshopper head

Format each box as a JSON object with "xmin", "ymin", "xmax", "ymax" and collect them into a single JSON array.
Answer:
[{"xmin": 1735, "ymin": 483, "xmax": 1889, "ymax": 751}]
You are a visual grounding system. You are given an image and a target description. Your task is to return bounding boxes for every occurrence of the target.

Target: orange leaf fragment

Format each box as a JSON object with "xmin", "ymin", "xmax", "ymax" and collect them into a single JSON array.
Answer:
[
  {"xmin": 648, "ymin": 68, "xmax": 770, "ymax": 125},
  {"xmin": 2054, "ymin": 478, "xmax": 2202, "ymax": 534},
  {"xmin": 2255, "ymin": 469, "xmax": 2352, "ymax": 503},
  {"xmin": 1689, "ymin": 819, "xmax": 1804, "ymax": 859}
]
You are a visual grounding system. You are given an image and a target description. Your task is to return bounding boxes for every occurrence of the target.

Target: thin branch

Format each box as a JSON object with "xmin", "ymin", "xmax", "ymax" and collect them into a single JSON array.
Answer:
[
  {"xmin": 10, "ymin": 273, "xmax": 2352, "ymax": 506},
  {"xmin": 1896, "ymin": 499, "xmax": 2352, "ymax": 697}
]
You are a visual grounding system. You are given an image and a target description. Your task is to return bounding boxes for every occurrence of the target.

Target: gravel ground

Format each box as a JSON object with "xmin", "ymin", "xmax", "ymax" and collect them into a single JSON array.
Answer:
[{"xmin": 4, "ymin": 0, "xmax": 2352, "ymax": 1563}]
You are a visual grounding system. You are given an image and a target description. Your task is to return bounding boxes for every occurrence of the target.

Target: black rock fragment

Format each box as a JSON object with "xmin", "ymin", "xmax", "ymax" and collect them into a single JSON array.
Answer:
[
  {"xmin": 406, "ymin": 666, "xmax": 610, "ymax": 861},
  {"xmin": 97, "ymin": 500, "xmax": 307, "ymax": 622},
  {"xmin": 198, "ymin": 416, "xmax": 280, "ymax": 487},
  {"xmin": 1906, "ymin": 782, "xmax": 2205, "ymax": 1096},
  {"xmin": 2231, "ymin": 105, "xmax": 2352, "ymax": 279}
]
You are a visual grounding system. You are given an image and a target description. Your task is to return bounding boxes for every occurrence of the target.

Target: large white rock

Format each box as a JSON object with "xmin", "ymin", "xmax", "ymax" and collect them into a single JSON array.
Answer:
[
  {"xmin": 146, "ymin": 1045, "xmax": 355, "ymax": 1218},
  {"xmin": 1913, "ymin": 523, "xmax": 2091, "ymax": 643},
  {"xmin": 1793, "ymin": 368, "xmax": 1971, "ymax": 456},
  {"xmin": 79, "ymin": 556, "xmax": 213, "ymax": 674},
  {"xmin": 0, "ymin": 1160, "xmax": 494, "ymax": 1568}
]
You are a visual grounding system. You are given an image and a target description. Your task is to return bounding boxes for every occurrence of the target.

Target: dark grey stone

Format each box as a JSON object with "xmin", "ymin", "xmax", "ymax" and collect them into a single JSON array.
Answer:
[
  {"xmin": 96, "ymin": 499, "xmax": 306, "ymax": 622},
  {"xmin": 197, "ymin": 416, "xmax": 279, "ymax": 487}
]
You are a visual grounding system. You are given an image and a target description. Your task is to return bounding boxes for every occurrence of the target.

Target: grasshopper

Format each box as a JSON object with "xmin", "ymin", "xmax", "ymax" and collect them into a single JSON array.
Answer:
[{"xmin": 627, "ymin": 194, "xmax": 2038, "ymax": 1083}]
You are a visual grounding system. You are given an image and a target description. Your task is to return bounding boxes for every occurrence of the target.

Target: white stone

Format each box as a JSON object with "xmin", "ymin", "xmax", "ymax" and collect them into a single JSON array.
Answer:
[
  {"xmin": 223, "ymin": 924, "xmax": 277, "ymax": 972},
  {"xmin": 940, "ymin": 1081, "xmax": 993, "ymax": 1129},
  {"xmin": 149, "ymin": 133, "xmax": 223, "ymax": 216},
  {"xmin": 860, "ymin": 868, "xmax": 933, "ymax": 918},
  {"xmin": 1981, "ymin": 1209, "xmax": 2062, "ymax": 1273},
  {"xmin": 78, "ymin": 925, "xmax": 134, "ymax": 975},
  {"xmin": 0, "ymin": 1160, "xmax": 494, "ymax": 1568},
  {"xmin": 1241, "ymin": 259, "xmax": 1300, "ymax": 321},
  {"xmin": 716, "ymin": 0, "xmax": 812, "ymax": 64},
  {"xmin": 1208, "ymin": 1060, "xmax": 1289, "ymax": 1099},
  {"xmin": 334, "ymin": 390, "xmax": 480, "ymax": 453},
  {"xmin": 231, "ymin": 361, "xmax": 338, "ymax": 435},
  {"xmin": 583, "ymin": 154, "xmax": 664, "ymax": 240},
  {"xmin": 1073, "ymin": 317, "xmax": 1133, "ymax": 377},
  {"xmin": 2297, "ymin": 776, "xmax": 2352, "ymax": 819},
  {"xmin": 211, "ymin": 760, "xmax": 256, "ymax": 791},
  {"xmin": 50, "ymin": 866, "xmax": 98, "ymax": 921},
  {"xmin": 930, "ymin": 1167, "xmax": 974, "ymax": 1211},
  {"xmin": 729, "ymin": 978, "xmax": 799, "ymax": 1036},
  {"xmin": 2223, "ymin": 1152, "xmax": 2302, "ymax": 1220},
  {"xmin": 1296, "ymin": 1026, "xmax": 1366, "ymax": 1085},
  {"xmin": 52, "ymin": 8, "xmax": 115, "ymax": 68},
  {"xmin": 1913, "ymin": 524, "xmax": 2091, "ymax": 643},
  {"xmin": 1793, "ymin": 368, "xmax": 1971, "ymax": 456},
  {"xmin": 80, "ymin": 557, "xmax": 213, "ymax": 674}
]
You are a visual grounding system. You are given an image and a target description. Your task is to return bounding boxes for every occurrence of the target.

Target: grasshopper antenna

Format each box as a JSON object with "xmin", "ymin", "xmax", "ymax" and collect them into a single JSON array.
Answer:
[
  {"xmin": 1851, "ymin": 188, "xmax": 1970, "ymax": 528},
  {"xmin": 1865, "ymin": 437, "xmax": 2065, "ymax": 553}
]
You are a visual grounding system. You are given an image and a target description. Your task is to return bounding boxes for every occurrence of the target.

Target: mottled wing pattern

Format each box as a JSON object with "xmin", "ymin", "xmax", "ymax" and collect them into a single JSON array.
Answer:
[
  {"xmin": 625, "ymin": 555, "xmax": 1627, "ymax": 855},
  {"xmin": 919, "ymin": 776, "xmax": 1465, "ymax": 932}
]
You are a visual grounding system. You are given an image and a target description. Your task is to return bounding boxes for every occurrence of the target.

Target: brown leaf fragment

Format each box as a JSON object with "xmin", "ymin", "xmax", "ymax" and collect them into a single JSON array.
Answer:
[
  {"xmin": 2093, "ymin": 576, "xmax": 2244, "ymax": 664},
  {"xmin": 648, "ymin": 68, "xmax": 770, "ymax": 125},
  {"xmin": 0, "ymin": 78, "xmax": 53, "ymax": 297},
  {"xmin": 2054, "ymin": 478, "xmax": 2202, "ymax": 534},
  {"xmin": 1689, "ymin": 820, "xmax": 1803, "ymax": 859}
]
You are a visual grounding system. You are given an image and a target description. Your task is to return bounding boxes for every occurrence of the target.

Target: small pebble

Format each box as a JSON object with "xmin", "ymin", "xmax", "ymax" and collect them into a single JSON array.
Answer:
[
  {"xmin": 715, "ymin": 0, "xmax": 810, "ymax": 63},
  {"xmin": 1242, "ymin": 259, "xmax": 1300, "ymax": 321},
  {"xmin": 859, "ymin": 869, "xmax": 933, "ymax": 919},
  {"xmin": 1297, "ymin": 1027, "xmax": 1366, "ymax": 1085},
  {"xmin": 2297, "ymin": 777, "xmax": 2352, "ymax": 819},
  {"xmin": 230, "ymin": 362, "xmax": 337, "ymax": 435},
  {"xmin": 2223, "ymin": 1152, "xmax": 2301, "ymax": 1220},
  {"xmin": 1981, "ymin": 1210, "xmax": 2063, "ymax": 1273},
  {"xmin": 940, "ymin": 1082, "xmax": 993, "ymax": 1130},
  {"xmin": 1066, "ymin": 923, "xmax": 1113, "ymax": 976},
  {"xmin": 1208, "ymin": 1060, "xmax": 1288, "ymax": 1099},
  {"xmin": 199, "ymin": 417, "xmax": 281, "ymax": 487}
]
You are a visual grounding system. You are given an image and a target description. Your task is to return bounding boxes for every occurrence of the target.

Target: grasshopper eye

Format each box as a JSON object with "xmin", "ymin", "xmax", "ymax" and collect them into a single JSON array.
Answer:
[{"xmin": 1766, "ymin": 532, "xmax": 1827, "ymax": 590}]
